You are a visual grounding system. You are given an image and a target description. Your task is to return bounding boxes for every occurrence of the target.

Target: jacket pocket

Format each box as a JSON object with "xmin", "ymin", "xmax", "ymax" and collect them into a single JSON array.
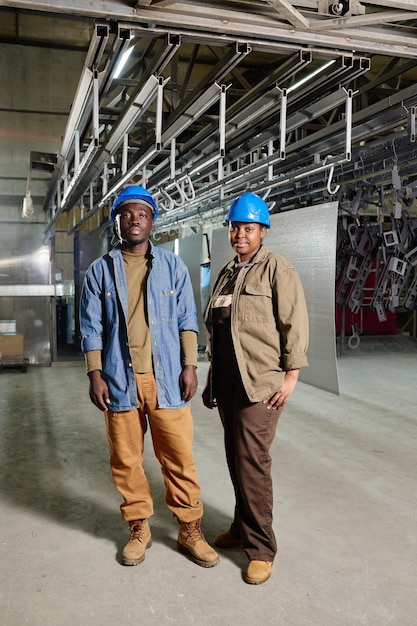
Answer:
[
  {"xmin": 242, "ymin": 282, "xmax": 273, "ymax": 323},
  {"xmin": 104, "ymin": 289, "xmax": 119, "ymax": 323},
  {"xmin": 159, "ymin": 289, "xmax": 176, "ymax": 322}
]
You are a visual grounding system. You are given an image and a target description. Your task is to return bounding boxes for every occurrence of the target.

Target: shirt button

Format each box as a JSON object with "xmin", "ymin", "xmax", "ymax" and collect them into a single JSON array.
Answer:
[{"xmin": 128, "ymin": 363, "xmax": 132, "ymax": 368}]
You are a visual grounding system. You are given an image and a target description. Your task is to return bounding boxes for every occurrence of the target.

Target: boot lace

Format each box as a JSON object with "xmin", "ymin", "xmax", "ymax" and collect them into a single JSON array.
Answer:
[
  {"xmin": 185, "ymin": 520, "xmax": 203, "ymax": 544},
  {"xmin": 129, "ymin": 520, "xmax": 146, "ymax": 542}
]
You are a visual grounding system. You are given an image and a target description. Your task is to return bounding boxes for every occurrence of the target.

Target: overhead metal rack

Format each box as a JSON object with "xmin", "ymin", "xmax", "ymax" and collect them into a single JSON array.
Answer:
[
  {"xmin": 39, "ymin": 20, "xmax": 382, "ymax": 237},
  {"xmin": 2, "ymin": 0, "xmax": 411, "ymax": 237}
]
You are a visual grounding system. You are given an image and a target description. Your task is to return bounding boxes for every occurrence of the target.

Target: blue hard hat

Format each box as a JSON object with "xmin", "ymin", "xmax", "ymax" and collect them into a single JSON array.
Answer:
[
  {"xmin": 225, "ymin": 192, "xmax": 271, "ymax": 228},
  {"xmin": 110, "ymin": 185, "xmax": 158, "ymax": 222}
]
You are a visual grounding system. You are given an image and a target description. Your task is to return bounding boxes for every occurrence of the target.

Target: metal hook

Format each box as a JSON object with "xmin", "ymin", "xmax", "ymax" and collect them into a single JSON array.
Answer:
[
  {"xmin": 348, "ymin": 323, "xmax": 360, "ymax": 349},
  {"xmin": 172, "ymin": 181, "xmax": 186, "ymax": 207},
  {"xmin": 181, "ymin": 174, "xmax": 195, "ymax": 202},
  {"xmin": 392, "ymin": 138, "xmax": 398, "ymax": 163},
  {"xmin": 159, "ymin": 188, "xmax": 175, "ymax": 211},
  {"xmin": 327, "ymin": 165, "xmax": 340, "ymax": 195}
]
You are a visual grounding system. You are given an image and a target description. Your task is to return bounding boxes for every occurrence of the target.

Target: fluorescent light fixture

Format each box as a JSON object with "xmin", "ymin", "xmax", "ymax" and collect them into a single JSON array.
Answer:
[
  {"xmin": 22, "ymin": 192, "xmax": 34, "ymax": 218},
  {"xmin": 113, "ymin": 46, "xmax": 134, "ymax": 79},
  {"xmin": 287, "ymin": 60, "xmax": 336, "ymax": 93}
]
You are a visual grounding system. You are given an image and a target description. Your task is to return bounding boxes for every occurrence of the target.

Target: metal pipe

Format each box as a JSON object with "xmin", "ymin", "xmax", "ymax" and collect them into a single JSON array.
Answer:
[
  {"xmin": 344, "ymin": 88, "xmax": 355, "ymax": 161},
  {"xmin": 122, "ymin": 134, "xmax": 129, "ymax": 174},
  {"xmin": 279, "ymin": 88, "xmax": 288, "ymax": 160},
  {"xmin": 219, "ymin": 84, "xmax": 228, "ymax": 157}
]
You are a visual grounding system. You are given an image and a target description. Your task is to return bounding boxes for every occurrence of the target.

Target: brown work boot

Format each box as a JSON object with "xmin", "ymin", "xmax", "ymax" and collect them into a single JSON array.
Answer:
[
  {"xmin": 214, "ymin": 529, "xmax": 242, "ymax": 549},
  {"xmin": 177, "ymin": 520, "xmax": 219, "ymax": 568},
  {"xmin": 122, "ymin": 519, "xmax": 152, "ymax": 566},
  {"xmin": 244, "ymin": 560, "xmax": 273, "ymax": 585}
]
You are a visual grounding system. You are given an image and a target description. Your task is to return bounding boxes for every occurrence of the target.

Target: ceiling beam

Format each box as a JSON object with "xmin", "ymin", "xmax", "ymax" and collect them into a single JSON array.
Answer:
[
  {"xmin": 364, "ymin": 0, "xmax": 417, "ymax": 8},
  {"xmin": 2, "ymin": 0, "xmax": 417, "ymax": 58},
  {"xmin": 136, "ymin": 0, "xmax": 178, "ymax": 5},
  {"xmin": 264, "ymin": 0, "xmax": 310, "ymax": 29},
  {"xmin": 314, "ymin": 10, "xmax": 417, "ymax": 31}
]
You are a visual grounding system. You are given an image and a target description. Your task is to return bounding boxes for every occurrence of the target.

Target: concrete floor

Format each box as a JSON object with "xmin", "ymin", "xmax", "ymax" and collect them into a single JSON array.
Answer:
[{"xmin": 0, "ymin": 336, "xmax": 416, "ymax": 626}]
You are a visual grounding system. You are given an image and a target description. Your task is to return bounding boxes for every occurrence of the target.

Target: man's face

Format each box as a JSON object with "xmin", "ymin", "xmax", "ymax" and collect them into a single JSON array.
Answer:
[{"xmin": 117, "ymin": 202, "xmax": 154, "ymax": 249}]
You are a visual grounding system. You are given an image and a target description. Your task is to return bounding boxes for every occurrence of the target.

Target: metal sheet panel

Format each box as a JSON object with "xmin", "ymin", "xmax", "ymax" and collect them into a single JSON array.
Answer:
[
  {"xmin": 157, "ymin": 241, "xmax": 174, "ymax": 252},
  {"xmin": 177, "ymin": 233, "xmax": 205, "ymax": 346},
  {"xmin": 0, "ymin": 222, "xmax": 52, "ymax": 365},
  {"xmin": 210, "ymin": 202, "xmax": 339, "ymax": 395},
  {"xmin": 0, "ymin": 224, "xmax": 50, "ymax": 285},
  {"xmin": 73, "ymin": 230, "xmax": 110, "ymax": 348}
]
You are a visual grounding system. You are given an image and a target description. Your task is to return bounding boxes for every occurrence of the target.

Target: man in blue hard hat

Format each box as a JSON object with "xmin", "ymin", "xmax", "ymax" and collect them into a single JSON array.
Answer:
[{"xmin": 80, "ymin": 184, "xmax": 219, "ymax": 568}]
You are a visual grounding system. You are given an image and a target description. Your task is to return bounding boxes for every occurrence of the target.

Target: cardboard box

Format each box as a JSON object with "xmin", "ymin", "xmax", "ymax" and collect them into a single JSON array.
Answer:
[{"xmin": 0, "ymin": 334, "xmax": 24, "ymax": 360}]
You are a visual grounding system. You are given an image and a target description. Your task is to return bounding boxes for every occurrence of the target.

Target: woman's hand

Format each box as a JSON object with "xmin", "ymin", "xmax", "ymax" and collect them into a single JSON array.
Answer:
[
  {"xmin": 202, "ymin": 366, "xmax": 217, "ymax": 409},
  {"xmin": 262, "ymin": 369, "xmax": 300, "ymax": 410},
  {"xmin": 202, "ymin": 384, "xmax": 217, "ymax": 409}
]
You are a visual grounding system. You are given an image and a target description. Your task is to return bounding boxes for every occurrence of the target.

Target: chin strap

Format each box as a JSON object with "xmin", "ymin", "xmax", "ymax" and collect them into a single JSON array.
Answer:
[{"xmin": 114, "ymin": 214, "xmax": 123, "ymax": 244}]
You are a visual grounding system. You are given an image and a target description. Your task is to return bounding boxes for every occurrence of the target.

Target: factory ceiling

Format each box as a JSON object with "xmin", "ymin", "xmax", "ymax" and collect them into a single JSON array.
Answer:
[{"xmin": 1, "ymin": 0, "xmax": 417, "ymax": 236}]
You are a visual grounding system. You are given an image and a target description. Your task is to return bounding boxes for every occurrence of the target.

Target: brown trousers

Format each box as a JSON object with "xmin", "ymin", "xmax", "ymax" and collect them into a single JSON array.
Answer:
[
  {"xmin": 105, "ymin": 372, "xmax": 203, "ymax": 523},
  {"xmin": 216, "ymin": 375, "xmax": 283, "ymax": 562}
]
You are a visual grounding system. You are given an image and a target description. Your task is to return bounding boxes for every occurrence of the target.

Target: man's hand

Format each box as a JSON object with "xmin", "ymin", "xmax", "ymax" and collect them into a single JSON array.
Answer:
[
  {"xmin": 180, "ymin": 365, "xmax": 198, "ymax": 402},
  {"xmin": 88, "ymin": 370, "xmax": 111, "ymax": 411}
]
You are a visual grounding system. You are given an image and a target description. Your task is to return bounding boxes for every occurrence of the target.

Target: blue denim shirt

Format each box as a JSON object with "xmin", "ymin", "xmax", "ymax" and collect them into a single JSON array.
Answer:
[{"xmin": 80, "ymin": 242, "xmax": 199, "ymax": 410}]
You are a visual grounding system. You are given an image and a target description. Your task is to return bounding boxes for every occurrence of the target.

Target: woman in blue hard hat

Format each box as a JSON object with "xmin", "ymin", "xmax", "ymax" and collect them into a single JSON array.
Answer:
[
  {"xmin": 202, "ymin": 191, "xmax": 309, "ymax": 584},
  {"xmin": 80, "ymin": 184, "xmax": 219, "ymax": 569}
]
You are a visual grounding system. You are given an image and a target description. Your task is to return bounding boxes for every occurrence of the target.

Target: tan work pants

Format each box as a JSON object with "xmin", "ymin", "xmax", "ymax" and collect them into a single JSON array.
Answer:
[{"xmin": 105, "ymin": 372, "xmax": 203, "ymax": 523}]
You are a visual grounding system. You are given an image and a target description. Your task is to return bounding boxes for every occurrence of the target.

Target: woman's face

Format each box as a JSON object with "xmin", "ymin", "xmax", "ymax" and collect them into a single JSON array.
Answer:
[{"xmin": 228, "ymin": 221, "xmax": 266, "ymax": 262}]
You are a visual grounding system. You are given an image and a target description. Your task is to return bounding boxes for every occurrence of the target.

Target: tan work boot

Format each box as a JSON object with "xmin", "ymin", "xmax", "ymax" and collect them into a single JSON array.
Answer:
[
  {"xmin": 214, "ymin": 529, "xmax": 242, "ymax": 549},
  {"xmin": 177, "ymin": 520, "xmax": 219, "ymax": 568},
  {"xmin": 244, "ymin": 560, "xmax": 272, "ymax": 585},
  {"xmin": 122, "ymin": 519, "xmax": 152, "ymax": 566}
]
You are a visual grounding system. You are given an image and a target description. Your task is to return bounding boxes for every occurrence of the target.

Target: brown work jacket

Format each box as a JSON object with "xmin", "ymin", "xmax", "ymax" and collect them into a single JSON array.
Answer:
[{"xmin": 205, "ymin": 245, "xmax": 309, "ymax": 403}]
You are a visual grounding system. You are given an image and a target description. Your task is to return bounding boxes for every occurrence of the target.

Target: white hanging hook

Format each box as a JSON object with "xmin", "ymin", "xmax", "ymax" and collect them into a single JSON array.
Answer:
[
  {"xmin": 172, "ymin": 180, "xmax": 186, "ymax": 207},
  {"xmin": 327, "ymin": 164, "xmax": 340, "ymax": 195},
  {"xmin": 181, "ymin": 174, "xmax": 195, "ymax": 202},
  {"xmin": 159, "ymin": 188, "xmax": 175, "ymax": 211}
]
